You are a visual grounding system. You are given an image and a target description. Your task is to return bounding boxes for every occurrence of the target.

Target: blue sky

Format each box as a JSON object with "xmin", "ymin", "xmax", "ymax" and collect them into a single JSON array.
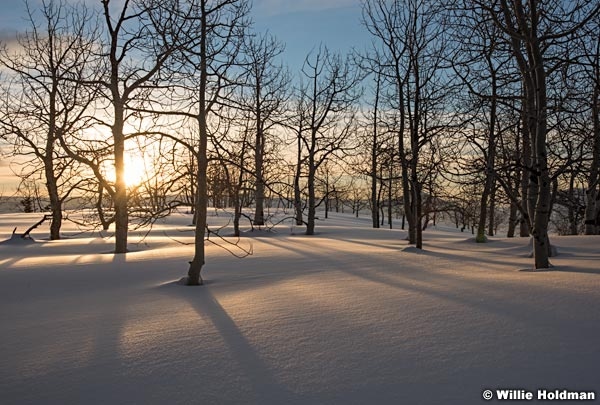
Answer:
[
  {"xmin": 1, "ymin": 0, "xmax": 369, "ymax": 70},
  {"xmin": 252, "ymin": 0, "xmax": 368, "ymax": 69}
]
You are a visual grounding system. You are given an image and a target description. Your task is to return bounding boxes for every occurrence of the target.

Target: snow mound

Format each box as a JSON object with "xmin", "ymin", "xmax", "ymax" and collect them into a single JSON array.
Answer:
[
  {"xmin": 402, "ymin": 246, "xmax": 425, "ymax": 253},
  {"xmin": 0, "ymin": 235, "xmax": 36, "ymax": 246}
]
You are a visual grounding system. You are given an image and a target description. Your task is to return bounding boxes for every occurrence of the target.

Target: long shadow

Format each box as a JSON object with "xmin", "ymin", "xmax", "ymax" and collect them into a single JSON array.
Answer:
[
  {"xmin": 71, "ymin": 291, "xmax": 134, "ymax": 403},
  {"xmin": 292, "ymin": 231, "xmax": 535, "ymax": 271},
  {"xmin": 264, "ymin": 235, "xmax": 599, "ymax": 333},
  {"xmin": 544, "ymin": 263, "xmax": 600, "ymax": 275},
  {"xmin": 0, "ymin": 255, "xmax": 24, "ymax": 269},
  {"xmin": 163, "ymin": 285, "xmax": 300, "ymax": 404},
  {"xmin": 428, "ymin": 239, "xmax": 600, "ymax": 275},
  {"xmin": 339, "ymin": 257, "xmax": 599, "ymax": 332},
  {"xmin": 264, "ymin": 236, "xmax": 355, "ymax": 272},
  {"xmin": 151, "ymin": 234, "xmax": 600, "ymax": 400},
  {"xmin": 265, "ymin": 235, "xmax": 488, "ymax": 284},
  {"xmin": 1, "ymin": 279, "xmax": 132, "ymax": 404},
  {"xmin": 0, "ymin": 240, "xmax": 41, "ymax": 270},
  {"xmin": 230, "ymin": 234, "xmax": 600, "ymax": 393},
  {"xmin": 407, "ymin": 245, "xmax": 534, "ymax": 268},
  {"xmin": 334, "ymin": 235, "xmax": 408, "ymax": 251}
]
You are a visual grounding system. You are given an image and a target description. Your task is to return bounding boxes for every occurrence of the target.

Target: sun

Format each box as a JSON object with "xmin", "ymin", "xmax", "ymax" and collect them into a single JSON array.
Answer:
[
  {"xmin": 123, "ymin": 152, "xmax": 148, "ymax": 187},
  {"xmin": 102, "ymin": 152, "xmax": 149, "ymax": 188}
]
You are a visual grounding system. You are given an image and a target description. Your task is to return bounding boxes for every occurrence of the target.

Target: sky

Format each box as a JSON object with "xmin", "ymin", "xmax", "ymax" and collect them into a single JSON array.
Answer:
[
  {"xmin": 0, "ymin": 0, "xmax": 369, "ymax": 68},
  {"xmin": 0, "ymin": 0, "xmax": 370, "ymax": 193},
  {"xmin": 251, "ymin": 0, "xmax": 368, "ymax": 68}
]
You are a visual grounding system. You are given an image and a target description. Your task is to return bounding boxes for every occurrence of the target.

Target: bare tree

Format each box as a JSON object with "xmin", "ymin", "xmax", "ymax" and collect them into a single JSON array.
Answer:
[
  {"xmin": 85, "ymin": 0, "xmax": 185, "ymax": 253},
  {"xmin": 358, "ymin": 63, "xmax": 394, "ymax": 229},
  {"xmin": 294, "ymin": 45, "xmax": 361, "ymax": 235},
  {"xmin": 478, "ymin": 0, "xmax": 600, "ymax": 268},
  {"xmin": 239, "ymin": 32, "xmax": 290, "ymax": 226},
  {"xmin": 363, "ymin": 0, "xmax": 455, "ymax": 248},
  {"xmin": 580, "ymin": 15, "xmax": 600, "ymax": 235},
  {"xmin": 449, "ymin": 6, "xmax": 512, "ymax": 242},
  {"xmin": 0, "ymin": 0, "xmax": 98, "ymax": 240},
  {"xmin": 369, "ymin": 70, "xmax": 383, "ymax": 228},
  {"xmin": 160, "ymin": 0, "xmax": 249, "ymax": 285}
]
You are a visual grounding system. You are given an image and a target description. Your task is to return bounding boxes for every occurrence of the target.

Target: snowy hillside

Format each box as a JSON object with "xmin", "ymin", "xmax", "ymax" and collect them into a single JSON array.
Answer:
[{"xmin": 1, "ymin": 211, "xmax": 599, "ymax": 404}]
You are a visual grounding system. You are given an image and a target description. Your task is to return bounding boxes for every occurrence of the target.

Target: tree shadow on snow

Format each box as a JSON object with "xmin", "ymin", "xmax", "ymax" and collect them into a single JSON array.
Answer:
[{"xmin": 158, "ymin": 283, "xmax": 301, "ymax": 404}]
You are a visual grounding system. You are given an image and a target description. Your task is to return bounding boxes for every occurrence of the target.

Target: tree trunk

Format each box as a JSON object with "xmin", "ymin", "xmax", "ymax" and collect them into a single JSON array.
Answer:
[
  {"xmin": 519, "ymin": 104, "xmax": 533, "ymax": 238},
  {"xmin": 388, "ymin": 167, "xmax": 393, "ymax": 229},
  {"xmin": 46, "ymin": 74, "xmax": 62, "ymax": 241},
  {"xmin": 567, "ymin": 174, "xmax": 579, "ymax": 235},
  {"xmin": 48, "ymin": 191, "xmax": 62, "ymax": 240},
  {"xmin": 254, "ymin": 177, "xmax": 265, "ymax": 226},
  {"xmin": 507, "ymin": 199, "xmax": 518, "ymax": 237},
  {"xmin": 188, "ymin": 149, "xmax": 207, "ymax": 285},
  {"xmin": 294, "ymin": 179, "xmax": 303, "ymax": 226},
  {"xmin": 294, "ymin": 134, "xmax": 303, "ymax": 226},
  {"xmin": 371, "ymin": 167, "xmax": 379, "ymax": 228},
  {"xmin": 415, "ymin": 181, "xmax": 423, "ymax": 249},
  {"xmin": 371, "ymin": 73, "xmax": 380, "ymax": 229},
  {"xmin": 488, "ymin": 181, "xmax": 496, "ymax": 237},
  {"xmin": 113, "ymin": 116, "xmax": 128, "ymax": 254},
  {"xmin": 529, "ymin": 35, "xmax": 552, "ymax": 269},
  {"xmin": 306, "ymin": 154, "xmax": 316, "ymax": 235},
  {"xmin": 324, "ymin": 178, "xmax": 329, "ymax": 220},
  {"xmin": 233, "ymin": 200, "xmax": 241, "ymax": 237},
  {"xmin": 585, "ymin": 82, "xmax": 599, "ymax": 235},
  {"xmin": 476, "ymin": 172, "xmax": 493, "ymax": 242},
  {"xmin": 187, "ymin": 4, "xmax": 209, "ymax": 286},
  {"xmin": 254, "ymin": 117, "xmax": 265, "ymax": 226},
  {"xmin": 402, "ymin": 174, "xmax": 415, "ymax": 244},
  {"xmin": 44, "ymin": 157, "xmax": 62, "ymax": 241},
  {"xmin": 476, "ymin": 54, "xmax": 498, "ymax": 243}
]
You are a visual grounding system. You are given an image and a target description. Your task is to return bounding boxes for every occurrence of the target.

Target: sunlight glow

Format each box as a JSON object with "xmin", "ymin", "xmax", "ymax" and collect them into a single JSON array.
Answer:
[
  {"xmin": 123, "ymin": 153, "xmax": 148, "ymax": 187},
  {"xmin": 102, "ymin": 151, "xmax": 150, "ymax": 188}
]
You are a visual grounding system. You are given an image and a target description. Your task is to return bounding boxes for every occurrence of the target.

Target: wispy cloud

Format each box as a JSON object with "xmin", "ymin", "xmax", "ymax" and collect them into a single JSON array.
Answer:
[{"xmin": 253, "ymin": 0, "xmax": 360, "ymax": 16}]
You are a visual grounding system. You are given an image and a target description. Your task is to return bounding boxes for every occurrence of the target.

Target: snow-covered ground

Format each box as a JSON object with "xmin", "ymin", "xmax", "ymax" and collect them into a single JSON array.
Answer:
[{"xmin": 1, "ymin": 211, "xmax": 599, "ymax": 404}]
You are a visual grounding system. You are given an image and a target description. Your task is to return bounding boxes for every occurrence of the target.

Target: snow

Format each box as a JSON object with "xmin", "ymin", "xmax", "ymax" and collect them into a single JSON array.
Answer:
[{"xmin": 1, "ymin": 211, "xmax": 599, "ymax": 404}]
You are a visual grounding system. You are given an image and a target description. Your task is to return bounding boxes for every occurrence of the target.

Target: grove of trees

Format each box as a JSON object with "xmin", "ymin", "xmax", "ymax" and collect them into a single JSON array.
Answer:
[{"xmin": 1, "ymin": 0, "xmax": 599, "ymax": 279}]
